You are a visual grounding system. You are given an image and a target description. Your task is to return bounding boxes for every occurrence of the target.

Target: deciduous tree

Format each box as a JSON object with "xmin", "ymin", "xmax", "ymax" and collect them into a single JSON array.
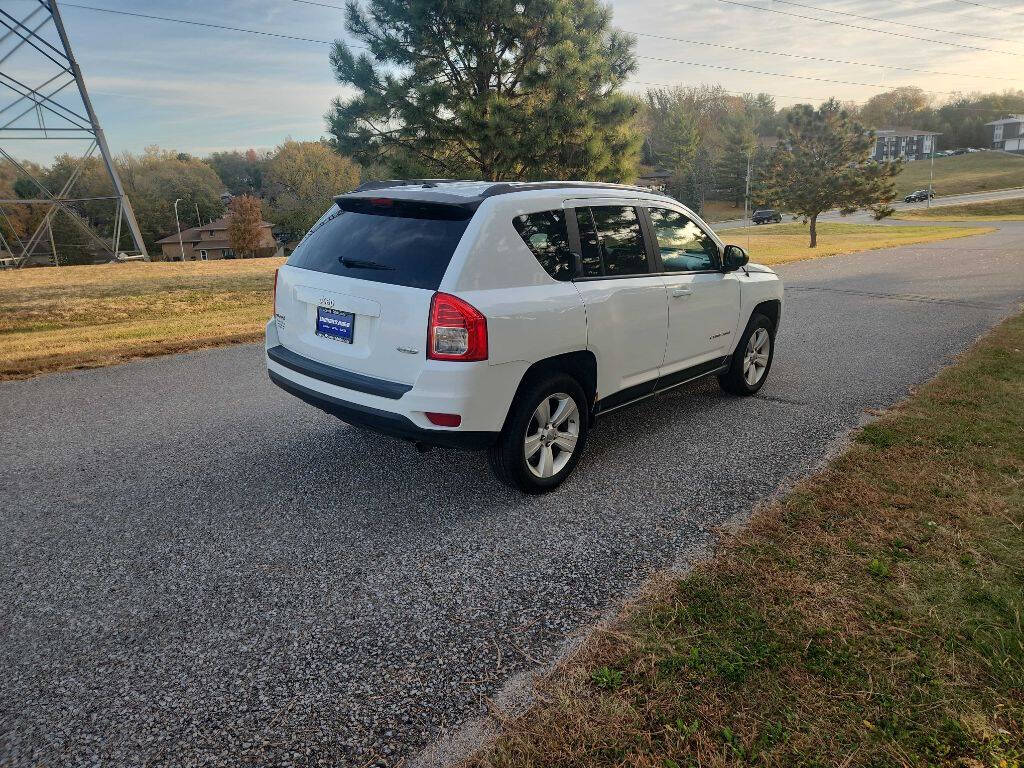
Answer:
[
  {"xmin": 227, "ymin": 195, "xmax": 264, "ymax": 258},
  {"xmin": 263, "ymin": 140, "xmax": 360, "ymax": 242},
  {"xmin": 327, "ymin": 0, "xmax": 641, "ymax": 181},
  {"xmin": 206, "ymin": 149, "xmax": 267, "ymax": 196},
  {"xmin": 760, "ymin": 100, "xmax": 899, "ymax": 248}
]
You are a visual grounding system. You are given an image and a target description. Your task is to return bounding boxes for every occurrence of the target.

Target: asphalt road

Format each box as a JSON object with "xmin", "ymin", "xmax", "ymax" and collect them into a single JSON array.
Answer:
[
  {"xmin": 713, "ymin": 185, "xmax": 1024, "ymax": 230},
  {"xmin": 2, "ymin": 223, "xmax": 1023, "ymax": 767}
]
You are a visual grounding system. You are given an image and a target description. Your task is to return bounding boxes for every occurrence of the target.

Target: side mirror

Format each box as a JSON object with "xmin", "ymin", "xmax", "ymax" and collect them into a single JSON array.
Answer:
[{"xmin": 722, "ymin": 244, "xmax": 749, "ymax": 272}]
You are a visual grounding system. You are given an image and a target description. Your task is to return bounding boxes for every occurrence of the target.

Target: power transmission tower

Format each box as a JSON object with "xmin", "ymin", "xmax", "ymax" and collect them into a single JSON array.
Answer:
[{"xmin": 0, "ymin": 0, "xmax": 148, "ymax": 266}]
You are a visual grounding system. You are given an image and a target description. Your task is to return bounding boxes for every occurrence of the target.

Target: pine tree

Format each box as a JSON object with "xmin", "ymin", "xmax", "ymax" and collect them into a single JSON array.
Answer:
[
  {"xmin": 760, "ymin": 100, "xmax": 900, "ymax": 248},
  {"xmin": 327, "ymin": 0, "xmax": 641, "ymax": 182}
]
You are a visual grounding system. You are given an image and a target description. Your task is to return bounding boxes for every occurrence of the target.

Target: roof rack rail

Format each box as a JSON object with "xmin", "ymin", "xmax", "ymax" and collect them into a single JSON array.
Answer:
[
  {"xmin": 353, "ymin": 178, "xmax": 478, "ymax": 192},
  {"xmin": 478, "ymin": 181, "xmax": 655, "ymax": 199}
]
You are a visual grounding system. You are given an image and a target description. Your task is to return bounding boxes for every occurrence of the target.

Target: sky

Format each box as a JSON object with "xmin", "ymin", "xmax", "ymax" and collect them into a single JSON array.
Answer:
[{"xmin": 3, "ymin": 0, "xmax": 1023, "ymax": 164}]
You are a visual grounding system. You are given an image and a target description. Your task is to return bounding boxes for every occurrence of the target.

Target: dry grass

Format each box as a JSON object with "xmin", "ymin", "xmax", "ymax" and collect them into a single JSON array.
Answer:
[
  {"xmin": 699, "ymin": 200, "xmax": 746, "ymax": 223},
  {"xmin": 0, "ymin": 258, "xmax": 282, "ymax": 379},
  {"xmin": 895, "ymin": 151, "xmax": 1024, "ymax": 198},
  {"xmin": 728, "ymin": 221, "xmax": 993, "ymax": 266},
  {"xmin": 472, "ymin": 312, "xmax": 1024, "ymax": 768},
  {"xmin": 895, "ymin": 197, "xmax": 1024, "ymax": 222},
  {"xmin": 0, "ymin": 223, "xmax": 992, "ymax": 380}
]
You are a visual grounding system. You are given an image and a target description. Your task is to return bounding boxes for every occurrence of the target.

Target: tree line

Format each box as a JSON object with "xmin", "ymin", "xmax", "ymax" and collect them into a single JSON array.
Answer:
[
  {"xmin": 3, "ymin": 0, "xmax": 1021, "ymax": 262},
  {"xmin": 0, "ymin": 140, "xmax": 360, "ymax": 264}
]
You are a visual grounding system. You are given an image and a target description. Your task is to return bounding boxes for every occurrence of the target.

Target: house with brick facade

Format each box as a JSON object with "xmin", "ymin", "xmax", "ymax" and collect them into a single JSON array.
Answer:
[{"xmin": 155, "ymin": 214, "xmax": 279, "ymax": 261}]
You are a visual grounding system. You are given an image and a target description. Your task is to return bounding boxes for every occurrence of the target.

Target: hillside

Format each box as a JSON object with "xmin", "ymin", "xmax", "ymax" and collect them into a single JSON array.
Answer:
[{"xmin": 894, "ymin": 151, "xmax": 1024, "ymax": 197}]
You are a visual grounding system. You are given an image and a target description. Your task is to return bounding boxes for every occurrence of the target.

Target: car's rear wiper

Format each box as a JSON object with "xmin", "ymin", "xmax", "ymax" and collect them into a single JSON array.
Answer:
[{"xmin": 339, "ymin": 257, "xmax": 396, "ymax": 270}]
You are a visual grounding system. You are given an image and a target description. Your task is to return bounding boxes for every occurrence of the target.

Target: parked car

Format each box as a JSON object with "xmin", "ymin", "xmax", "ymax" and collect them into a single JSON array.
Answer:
[
  {"xmin": 904, "ymin": 189, "xmax": 934, "ymax": 203},
  {"xmin": 267, "ymin": 180, "xmax": 784, "ymax": 493},
  {"xmin": 752, "ymin": 209, "xmax": 783, "ymax": 224}
]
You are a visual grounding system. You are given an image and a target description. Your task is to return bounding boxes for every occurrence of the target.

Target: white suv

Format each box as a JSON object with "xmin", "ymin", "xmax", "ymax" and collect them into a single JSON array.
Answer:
[{"xmin": 266, "ymin": 180, "xmax": 783, "ymax": 493}]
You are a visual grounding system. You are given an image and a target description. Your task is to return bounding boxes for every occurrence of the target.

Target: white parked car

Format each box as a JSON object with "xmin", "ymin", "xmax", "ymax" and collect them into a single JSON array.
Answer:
[{"xmin": 266, "ymin": 181, "xmax": 784, "ymax": 493}]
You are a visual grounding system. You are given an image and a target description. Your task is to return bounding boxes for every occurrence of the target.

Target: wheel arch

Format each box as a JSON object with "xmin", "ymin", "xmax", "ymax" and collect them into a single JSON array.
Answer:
[
  {"xmin": 510, "ymin": 350, "xmax": 598, "ymax": 417},
  {"xmin": 752, "ymin": 298, "xmax": 782, "ymax": 331}
]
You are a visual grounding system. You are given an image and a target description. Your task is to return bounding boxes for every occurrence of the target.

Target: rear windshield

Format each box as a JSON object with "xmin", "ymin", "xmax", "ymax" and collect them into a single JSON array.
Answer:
[{"xmin": 286, "ymin": 198, "xmax": 473, "ymax": 290}]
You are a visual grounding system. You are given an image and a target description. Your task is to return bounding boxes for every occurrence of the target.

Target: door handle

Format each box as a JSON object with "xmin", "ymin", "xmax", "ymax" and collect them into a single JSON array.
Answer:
[{"xmin": 671, "ymin": 287, "xmax": 692, "ymax": 298}]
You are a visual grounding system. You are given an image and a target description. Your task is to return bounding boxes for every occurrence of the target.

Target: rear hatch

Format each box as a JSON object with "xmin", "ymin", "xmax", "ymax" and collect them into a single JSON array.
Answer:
[{"xmin": 274, "ymin": 196, "xmax": 474, "ymax": 386}]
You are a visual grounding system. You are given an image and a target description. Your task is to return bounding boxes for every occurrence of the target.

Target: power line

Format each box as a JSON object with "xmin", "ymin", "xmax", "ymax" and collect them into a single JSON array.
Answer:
[
  {"xmin": 716, "ymin": 0, "xmax": 1013, "ymax": 54},
  {"xmin": 287, "ymin": 0, "xmax": 347, "ymax": 8},
  {"xmin": 60, "ymin": 3, "xmax": 350, "ymax": 47},
  {"xmin": 771, "ymin": 0, "xmax": 1024, "ymax": 45},
  {"xmin": 949, "ymin": 0, "xmax": 1024, "ymax": 16},
  {"xmin": 57, "ymin": 3, "xmax": 1017, "ymax": 106},
  {"xmin": 636, "ymin": 54, "xmax": 956, "ymax": 95},
  {"xmin": 628, "ymin": 30, "xmax": 1019, "ymax": 83}
]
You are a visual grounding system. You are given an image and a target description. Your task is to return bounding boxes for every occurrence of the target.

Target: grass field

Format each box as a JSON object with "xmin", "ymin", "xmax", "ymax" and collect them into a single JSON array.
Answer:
[
  {"xmin": 895, "ymin": 196, "xmax": 1024, "ymax": 221},
  {"xmin": 730, "ymin": 221, "xmax": 991, "ymax": 266},
  {"xmin": 473, "ymin": 312, "xmax": 1024, "ymax": 767},
  {"xmin": 698, "ymin": 200, "xmax": 746, "ymax": 223},
  {"xmin": 895, "ymin": 151, "xmax": 1024, "ymax": 198},
  {"xmin": 0, "ymin": 258, "xmax": 283, "ymax": 380},
  {"xmin": 0, "ymin": 223, "xmax": 991, "ymax": 380}
]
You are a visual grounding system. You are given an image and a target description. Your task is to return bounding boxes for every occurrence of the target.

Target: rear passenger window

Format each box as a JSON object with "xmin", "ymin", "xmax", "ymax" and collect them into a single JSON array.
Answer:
[
  {"xmin": 512, "ymin": 210, "xmax": 574, "ymax": 281},
  {"xmin": 586, "ymin": 206, "xmax": 650, "ymax": 277}
]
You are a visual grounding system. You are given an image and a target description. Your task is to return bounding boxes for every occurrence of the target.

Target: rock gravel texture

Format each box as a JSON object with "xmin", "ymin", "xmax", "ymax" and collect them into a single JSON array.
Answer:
[{"xmin": 2, "ymin": 223, "xmax": 1022, "ymax": 766}]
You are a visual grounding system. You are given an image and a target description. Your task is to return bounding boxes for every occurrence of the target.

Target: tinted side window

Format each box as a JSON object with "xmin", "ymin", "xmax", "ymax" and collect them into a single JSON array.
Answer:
[
  {"xmin": 575, "ymin": 208, "xmax": 602, "ymax": 277},
  {"xmin": 648, "ymin": 207, "xmax": 719, "ymax": 272},
  {"xmin": 512, "ymin": 210, "xmax": 574, "ymax": 281},
  {"xmin": 589, "ymin": 206, "xmax": 649, "ymax": 277}
]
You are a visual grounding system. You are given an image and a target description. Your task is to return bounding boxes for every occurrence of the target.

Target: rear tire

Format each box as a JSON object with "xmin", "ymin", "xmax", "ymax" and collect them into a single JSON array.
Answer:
[
  {"xmin": 488, "ymin": 373, "xmax": 589, "ymax": 494},
  {"xmin": 719, "ymin": 313, "xmax": 775, "ymax": 396}
]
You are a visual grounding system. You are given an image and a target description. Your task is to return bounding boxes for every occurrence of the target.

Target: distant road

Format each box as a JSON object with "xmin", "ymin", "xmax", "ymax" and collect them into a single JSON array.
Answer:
[{"xmin": 713, "ymin": 186, "xmax": 1024, "ymax": 231}]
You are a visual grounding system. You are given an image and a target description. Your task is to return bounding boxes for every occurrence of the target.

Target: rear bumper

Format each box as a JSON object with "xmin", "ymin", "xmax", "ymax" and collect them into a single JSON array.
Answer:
[{"xmin": 269, "ymin": 370, "xmax": 497, "ymax": 450}]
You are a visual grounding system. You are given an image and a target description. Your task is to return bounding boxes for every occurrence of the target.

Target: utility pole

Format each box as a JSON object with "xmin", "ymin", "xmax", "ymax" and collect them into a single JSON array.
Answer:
[
  {"xmin": 195, "ymin": 202, "xmax": 202, "ymax": 228},
  {"xmin": 927, "ymin": 140, "xmax": 935, "ymax": 209},
  {"xmin": 174, "ymin": 198, "xmax": 185, "ymax": 261},
  {"xmin": 0, "ymin": 0, "xmax": 148, "ymax": 265},
  {"xmin": 743, "ymin": 150, "xmax": 752, "ymax": 225}
]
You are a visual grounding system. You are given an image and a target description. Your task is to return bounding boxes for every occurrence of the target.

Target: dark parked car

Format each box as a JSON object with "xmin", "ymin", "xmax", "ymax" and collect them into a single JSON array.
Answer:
[
  {"xmin": 904, "ymin": 189, "xmax": 934, "ymax": 203},
  {"xmin": 752, "ymin": 209, "xmax": 782, "ymax": 224}
]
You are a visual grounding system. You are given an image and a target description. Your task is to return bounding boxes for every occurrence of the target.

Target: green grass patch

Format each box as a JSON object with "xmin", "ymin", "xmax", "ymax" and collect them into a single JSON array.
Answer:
[
  {"xmin": 895, "ymin": 151, "xmax": 1024, "ymax": 197},
  {"xmin": 895, "ymin": 196, "xmax": 1024, "ymax": 221},
  {"xmin": 473, "ymin": 313, "xmax": 1024, "ymax": 767}
]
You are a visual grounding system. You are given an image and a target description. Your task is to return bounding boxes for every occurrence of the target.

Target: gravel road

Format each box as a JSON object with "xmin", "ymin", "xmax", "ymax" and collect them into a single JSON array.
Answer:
[{"xmin": 2, "ymin": 223, "xmax": 1022, "ymax": 767}]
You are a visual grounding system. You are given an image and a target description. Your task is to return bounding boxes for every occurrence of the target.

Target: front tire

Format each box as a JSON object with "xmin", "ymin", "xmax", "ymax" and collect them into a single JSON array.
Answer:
[
  {"xmin": 488, "ymin": 373, "xmax": 589, "ymax": 494},
  {"xmin": 719, "ymin": 313, "xmax": 775, "ymax": 396}
]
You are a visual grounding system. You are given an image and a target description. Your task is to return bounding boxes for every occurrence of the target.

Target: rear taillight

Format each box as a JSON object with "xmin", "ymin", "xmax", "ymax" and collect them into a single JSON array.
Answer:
[
  {"xmin": 427, "ymin": 292, "xmax": 487, "ymax": 361},
  {"xmin": 273, "ymin": 268, "xmax": 279, "ymax": 316}
]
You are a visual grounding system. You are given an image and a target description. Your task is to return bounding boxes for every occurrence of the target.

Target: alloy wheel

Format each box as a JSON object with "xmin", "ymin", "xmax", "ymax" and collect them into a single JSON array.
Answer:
[
  {"xmin": 524, "ymin": 392, "xmax": 580, "ymax": 478},
  {"xmin": 743, "ymin": 327, "xmax": 771, "ymax": 386}
]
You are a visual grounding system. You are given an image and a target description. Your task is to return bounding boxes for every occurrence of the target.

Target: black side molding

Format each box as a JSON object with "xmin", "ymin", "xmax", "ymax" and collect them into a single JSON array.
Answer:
[
  {"xmin": 267, "ymin": 345, "xmax": 413, "ymax": 400},
  {"xmin": 594, "ymin": 355, "xmax": 730, "ymax": 417}
]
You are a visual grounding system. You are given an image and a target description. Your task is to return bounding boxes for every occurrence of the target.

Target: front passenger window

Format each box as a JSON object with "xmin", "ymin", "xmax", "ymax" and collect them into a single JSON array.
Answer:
[{"xmin": 649, "ymin": 207, "xmax": 719, "ymax": 272}]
